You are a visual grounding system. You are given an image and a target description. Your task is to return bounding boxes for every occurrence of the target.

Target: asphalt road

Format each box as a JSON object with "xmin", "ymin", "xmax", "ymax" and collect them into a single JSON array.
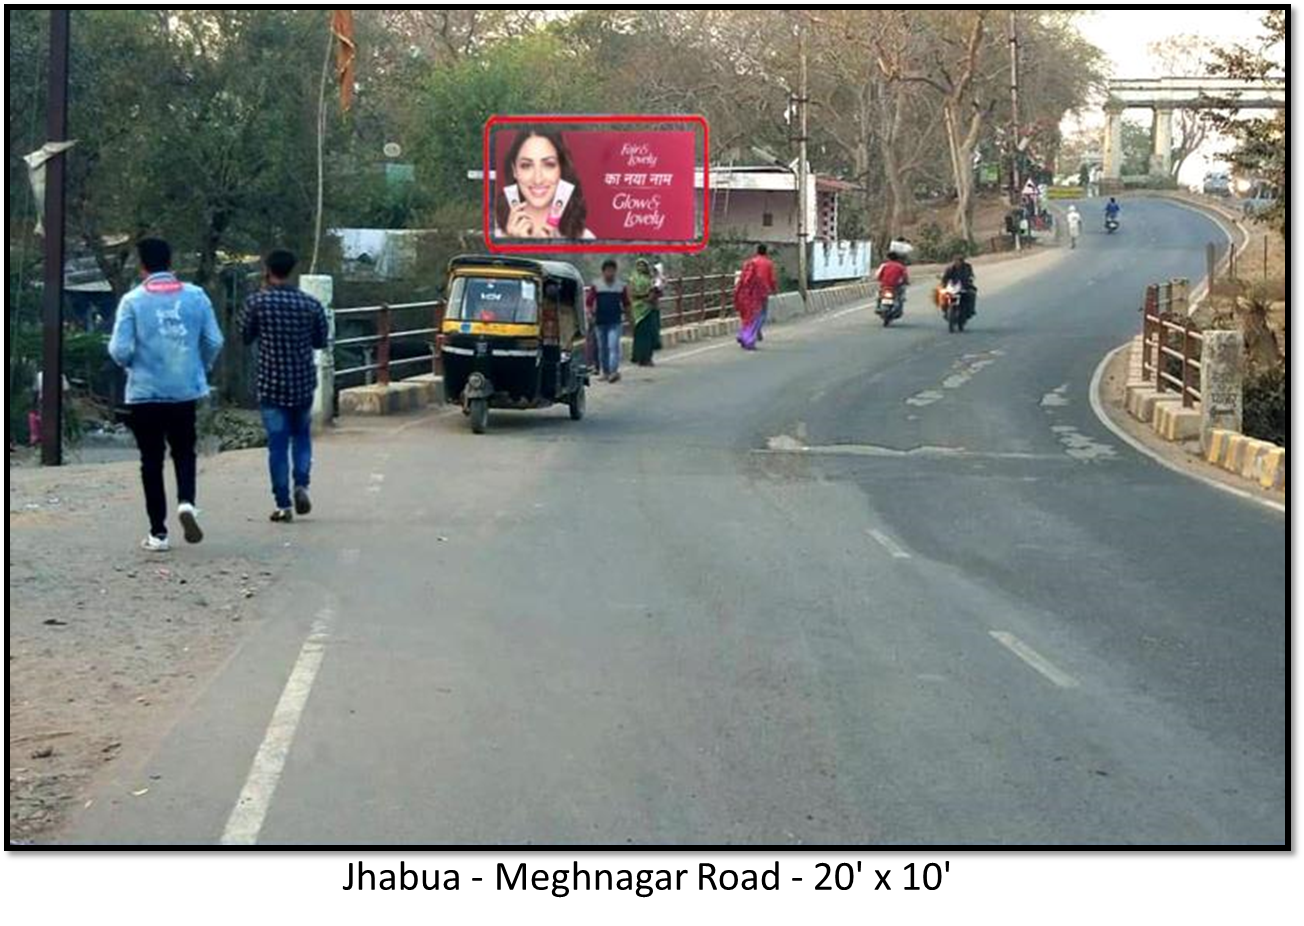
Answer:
[{"xmin": 68, "ymin": 198, "xmax": 1285, "ymax": 846}]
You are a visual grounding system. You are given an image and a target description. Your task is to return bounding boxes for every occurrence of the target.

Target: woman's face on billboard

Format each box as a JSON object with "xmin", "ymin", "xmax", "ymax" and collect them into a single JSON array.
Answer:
[{"xmin": 512, "ymin": 135, "xmax": 561, "ymax": 209}]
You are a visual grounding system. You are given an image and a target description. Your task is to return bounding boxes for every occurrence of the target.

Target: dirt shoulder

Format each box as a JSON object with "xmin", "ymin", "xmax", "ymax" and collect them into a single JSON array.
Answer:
[{"xmin": 6, "ymin": 445, "xmax": 306, "ymax": 843}]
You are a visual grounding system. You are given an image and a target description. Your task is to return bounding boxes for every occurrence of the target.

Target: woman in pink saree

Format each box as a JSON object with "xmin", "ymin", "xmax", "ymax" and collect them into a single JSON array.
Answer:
[{"xmin": 734, "ymin": 244, "xmax": 779, "ymax": 350}]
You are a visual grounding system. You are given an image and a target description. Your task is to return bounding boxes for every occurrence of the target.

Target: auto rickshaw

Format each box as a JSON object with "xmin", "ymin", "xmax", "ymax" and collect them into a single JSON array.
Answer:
[{"xmin": 438, "ymin": 255, "xmax": 589, "ymax": 433}]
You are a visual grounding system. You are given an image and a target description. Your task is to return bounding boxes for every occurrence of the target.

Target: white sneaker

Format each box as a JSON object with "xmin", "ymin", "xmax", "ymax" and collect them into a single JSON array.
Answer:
[
  {"xmin": 177, "ymin": 502, "xmax": 203, "ymax": 544},
  {"xmin": 141, "ymin": 534, "xmax": 170, "ymax": 552}
]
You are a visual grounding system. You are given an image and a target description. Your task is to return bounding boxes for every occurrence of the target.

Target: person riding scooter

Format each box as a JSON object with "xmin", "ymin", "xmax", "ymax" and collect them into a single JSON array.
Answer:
[
  {"xmin": 940, "ymin": 254, "xmax": 977, "ymax": 326},
  {"xmin": 1104, "ymin": 197, "xmax": 1121, "ymax": 231},
  {"xmin": 876, "ymin": 249, "xmax": 910, "ymax": 315}
]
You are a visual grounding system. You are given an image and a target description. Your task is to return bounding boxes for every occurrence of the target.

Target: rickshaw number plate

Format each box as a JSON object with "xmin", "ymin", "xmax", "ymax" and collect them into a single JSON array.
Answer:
[{"xmin": 475, "ymin": 342, "xmax": 488, "ymax": 356}]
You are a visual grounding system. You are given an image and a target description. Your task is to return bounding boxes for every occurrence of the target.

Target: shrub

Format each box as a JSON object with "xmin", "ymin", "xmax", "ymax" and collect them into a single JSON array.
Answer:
[
  {"xmin": 913, "ymin": 222, "xmax": 973, "ymax": 263},
  {"xmin": 1242, "ymin": 364, "xmax": 1286, "ymax": 448}
]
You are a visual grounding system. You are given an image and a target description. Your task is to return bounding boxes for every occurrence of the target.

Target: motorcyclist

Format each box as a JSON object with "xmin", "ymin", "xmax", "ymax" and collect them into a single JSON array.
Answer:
[
  {"xmin": 876, "ymin": 249, "xmax": 910, "ymax": 313},
  {"xmin": 940, "ymin": 253, "xmax": 977, "ymax": 322},
  {"xmin": 1104, "ymin": 197, "xmax": 1121, "ymax": 225}
]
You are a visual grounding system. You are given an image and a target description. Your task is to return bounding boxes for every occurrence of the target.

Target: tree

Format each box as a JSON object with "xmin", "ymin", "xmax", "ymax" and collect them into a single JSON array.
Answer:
[
  {"xmin": 1146, "ymin": 34, "xmax": 1213, "ymax": 179},
  {"xmin": 878, "ymin": 9, "xmax": 1001, "ymax": 241},
  {"xmin": 411, "ymin": 29, "xmax": 605, "ymax": 211},
  {"xmin": 1204, "ymin": 9, "xmax": 1285, "ymax": 233},
  {"xmin": 1120, "ymin": 118, "xmax": 1155, "ymax": 176}
]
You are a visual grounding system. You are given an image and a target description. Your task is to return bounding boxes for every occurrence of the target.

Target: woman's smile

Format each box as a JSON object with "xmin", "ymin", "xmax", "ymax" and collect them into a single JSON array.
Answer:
[{"xmin": 513, "ymin": 135, "xmax": 562, "ymax": 210}]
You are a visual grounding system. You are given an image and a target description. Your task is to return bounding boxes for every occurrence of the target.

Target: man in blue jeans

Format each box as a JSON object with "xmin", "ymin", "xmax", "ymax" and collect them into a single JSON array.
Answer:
[
  {"xmin": 109, "ymin": 237, "xmax": 224, "ymax": 551},
  {"xmin": 586, "ymin": 259, "xmax": 631, "ymax": 383},
  {"xmin": 242, "ymin": 249, "xmax": 328, "ymax": 522}
]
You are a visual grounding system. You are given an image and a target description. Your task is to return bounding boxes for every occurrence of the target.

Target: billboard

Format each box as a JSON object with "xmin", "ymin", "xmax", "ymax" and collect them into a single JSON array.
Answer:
[
  {"xmin": 483, "ymin": 115, "xmax": 709, "ymax": 253},
  {"xmin": 810, "ymin": 240, "xmax": 872, "ymax": 283}
]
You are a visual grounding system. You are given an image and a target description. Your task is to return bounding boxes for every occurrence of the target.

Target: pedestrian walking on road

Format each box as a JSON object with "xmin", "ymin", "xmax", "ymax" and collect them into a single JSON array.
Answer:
[
  {"xmin": 108, "ymin": 237, "xmax": 225, "ymax": 551},
  {"xmin": 652, "ymin": 262, "xmax": 666, "ymax": 353},
  {"xmin": 629, "ymin": 258, "xmax": 659, "ymax": 367},
  {"xmin": 242, "ymin": 249, "xmax": 329, "ymax": 523},
  {"xmin": 27, "ymin": 370, "xmax": 70, "ymax": 448},
  {"xmin": 586, "ymin": 259, "xmax": 631, "ymax": 382},
  {"xmin": 734, "ymin": 244, "xmax": 778, "ymax": 351},
  {"xmin": 1066, "ymin": 205, "xmax": 1082, "ymax": 248}
]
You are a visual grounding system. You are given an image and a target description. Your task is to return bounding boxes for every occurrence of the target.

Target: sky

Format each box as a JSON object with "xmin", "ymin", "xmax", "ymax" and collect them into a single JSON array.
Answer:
[{"xmin": 1059, "ymin": 7, "xmax": 1274, "ymax": 186}]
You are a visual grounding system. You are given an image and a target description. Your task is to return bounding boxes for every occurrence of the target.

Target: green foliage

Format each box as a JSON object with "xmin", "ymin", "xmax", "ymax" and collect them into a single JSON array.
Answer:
[
  {"xmin": 1205, "ymin": 10, "xmax": 1285, "ymax": 235},
  {"xmin": 413, "ymin": 31, "xmax": 604, "ymax": 211},
  {"xmin": 913, "ymin": 223, "xmax": 973, "ymax": 263},
  {"xmin": 1119, "ymin": 119, "xmax": 1155, "ymax": 177},
  {"xmin": 1242, "ymin": 365, "xmax": 1285, "ymax": 448}
]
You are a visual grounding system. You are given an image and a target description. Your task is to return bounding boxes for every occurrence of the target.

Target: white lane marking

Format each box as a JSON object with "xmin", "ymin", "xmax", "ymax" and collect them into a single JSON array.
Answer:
[
  {"xmin": 906, "ymin": 389, "xmax": 944, "ymax": 407},
  {"xmin": 221, "ymin": 611, "xmax": 333, "ymax": 845},
  {"xmin": 660, "ymin": 300, "xmax": 878, "ymax": 364},
  {"xmin": 989, "ymin": 631, "xmax": 1080, "ymax": 689},
  {"xmin": 1088, "ymin": 343, "xmax": 1285, "ymax": 514},
  {"xmin": 339, "ymin": 547, "xmax": 360, "ymax": 565},
  {"xmin": 825, "ymin": 300, "xmax": 874, "ymax": 321},
  {"xmin": 759, "ymin": 436, "xmax": 1063, "ymax": 461},
  {"xmin": 867, "ymin": 528, "xmax": 911, "ymax": 559},
  {"xmin": 1040, "ymin": 383, "xmax": 1070, "ymax": 407},
  {"xmin": 659, "ymin": 339, "xmax": 738, "ymax": 363},
  {"xmin": 766, "ymin": 434, "xmax": 806, "ymax": 452},
  {"xmin": 1050, "ymin": 424, "xmax": 1118, "ymax": 461},
  {"xmin": 369, "ymin": 472, "xmax": 385, "ymax": 483}
]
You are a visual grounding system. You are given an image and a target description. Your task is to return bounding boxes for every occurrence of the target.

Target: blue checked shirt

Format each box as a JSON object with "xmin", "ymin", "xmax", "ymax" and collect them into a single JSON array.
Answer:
[{"xmin": 241, "ymin": 284, "xmax": 328, "ymax": 408}]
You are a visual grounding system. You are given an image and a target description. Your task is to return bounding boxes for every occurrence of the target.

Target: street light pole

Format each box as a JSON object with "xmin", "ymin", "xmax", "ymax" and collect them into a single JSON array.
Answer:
[
  {"xmin": 41, "ymin": 9, "xmax": 71, "ymax": 466},
  {"xmin": 1006, "ymin": 9, "xmax": 1017, "ymax": 254},
  {"xmin": 795, "ymin": 16, "xmax": 809, "ymax": 310}
]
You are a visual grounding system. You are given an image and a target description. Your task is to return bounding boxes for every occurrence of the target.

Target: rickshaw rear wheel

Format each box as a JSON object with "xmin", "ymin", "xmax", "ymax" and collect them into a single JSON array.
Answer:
[
  {"xmin": 469, "ymin": 398, "xmax": 489, "ymax": 434},
  {"xmin": 568, "ymin": 383, "xmax": 586, "ymax": 421}
]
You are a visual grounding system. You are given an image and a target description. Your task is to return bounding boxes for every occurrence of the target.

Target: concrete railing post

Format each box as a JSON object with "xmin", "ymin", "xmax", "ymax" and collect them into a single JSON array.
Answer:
[
  {"xmin": 300, "ymin": 273, "xmax": 335, "ymax": 431},
  {"xmin": 1199, "ymin": 329, "xmax": 1243, "ymax": 453}
]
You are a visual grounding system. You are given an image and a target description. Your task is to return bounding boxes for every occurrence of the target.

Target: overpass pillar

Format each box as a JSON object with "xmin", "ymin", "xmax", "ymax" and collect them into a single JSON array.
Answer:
[
  {"xmin": 1151, "ymin": 107, "xmax": 1174, "ymax": 177},
  {"xmin": 1102, "ymin": 105, "xmax": 1124, "ymax": 180}
]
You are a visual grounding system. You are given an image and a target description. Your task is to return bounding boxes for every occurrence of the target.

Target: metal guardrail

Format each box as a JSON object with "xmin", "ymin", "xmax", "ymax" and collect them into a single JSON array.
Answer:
[
  {"xmin": 333, "ymin": 300, "xmax": 444, "ymax": 386},
  {"xmin": 658, "ymin": 274, "xmax": 736, "ymax": 330},
  {"xmin": 1141, "ymin": 278, "xmax": 1202, "ymax": 408},
  {"xmin": 331, "ymin": 275, "xmax": 741, "ymax": 385}
]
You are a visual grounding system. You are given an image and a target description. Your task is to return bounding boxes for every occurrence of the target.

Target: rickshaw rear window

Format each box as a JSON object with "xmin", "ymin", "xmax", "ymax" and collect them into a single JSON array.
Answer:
[{"xmin": 447, "ymin": 276, "xmax": 538, "ymax": 324}]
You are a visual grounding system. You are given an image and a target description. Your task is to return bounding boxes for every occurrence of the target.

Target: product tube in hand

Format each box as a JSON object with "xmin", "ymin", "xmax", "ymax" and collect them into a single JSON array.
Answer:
[
  {"xmin": 546, "ymin": 180, "xmax": 575, "ymax": 229},
  {"xmin": 504, "ymin": 184, "xmax": 522, "ymax": 208}
]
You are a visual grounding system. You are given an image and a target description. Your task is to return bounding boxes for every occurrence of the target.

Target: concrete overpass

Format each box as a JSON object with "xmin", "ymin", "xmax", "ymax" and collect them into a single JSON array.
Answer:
[{"xmin": 1102, "ymin": 77, "xmax": 1286, "ymax": 179}]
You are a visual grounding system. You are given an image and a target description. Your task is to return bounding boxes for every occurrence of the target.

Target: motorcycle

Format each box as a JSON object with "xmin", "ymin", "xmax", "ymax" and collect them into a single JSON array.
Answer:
[
  {"xmin": 1105, "ymin": 216, "xmax": 1120, "ymax": 234},
  {"xmin": 876, "ymin": 286, "xmax": 904, "ymax": 327},
  {"xmin": 938, "ymin": 281, "xmax": 971, "ymax": 333}
]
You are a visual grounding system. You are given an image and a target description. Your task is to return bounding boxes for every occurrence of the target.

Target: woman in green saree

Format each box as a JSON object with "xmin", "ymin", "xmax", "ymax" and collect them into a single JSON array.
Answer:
[{"xmin": 630, "ymin": 258, "xmax": 660, "ymax": 367}]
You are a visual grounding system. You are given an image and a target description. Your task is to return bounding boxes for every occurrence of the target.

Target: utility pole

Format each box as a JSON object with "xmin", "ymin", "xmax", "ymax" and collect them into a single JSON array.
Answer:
[
  {"xmin": 1006, "ymin": 9, "xmax": 1017, "ymax": 254},
  {"xmin": 795, "ymin": 15, "xmax": 810, "ymax": 310},
  {"xmin": 41, "ymin": 9, "xmax": 71, "ymax": 466}
]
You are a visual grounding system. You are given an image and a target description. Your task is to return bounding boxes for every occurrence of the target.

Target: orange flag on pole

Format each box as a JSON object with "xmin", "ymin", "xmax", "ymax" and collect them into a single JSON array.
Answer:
[{"xmin": 332, "ymin": 10, "xmax": 356, "ymax": 113}]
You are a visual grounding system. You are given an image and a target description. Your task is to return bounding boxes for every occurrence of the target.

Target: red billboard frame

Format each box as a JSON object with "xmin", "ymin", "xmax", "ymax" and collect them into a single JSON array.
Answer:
[{"xmin": 482, "ymin": 114, "xmax": 710, "ymax": 254}]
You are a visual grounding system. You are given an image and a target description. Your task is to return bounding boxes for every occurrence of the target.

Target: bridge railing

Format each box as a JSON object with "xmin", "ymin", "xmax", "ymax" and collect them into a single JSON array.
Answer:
[
  {"xmin": 333, "ymin": 300, "xmax": 444, "ymax": 387},
  {"xmin": 1140, "ymin": 278, "xmax": 1202, "ymax": 408}
]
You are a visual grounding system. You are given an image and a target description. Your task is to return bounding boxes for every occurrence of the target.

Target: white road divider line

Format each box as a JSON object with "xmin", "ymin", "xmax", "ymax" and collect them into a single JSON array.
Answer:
[
  {"xmin": 660, "ymin": 339, "xmax": 737, "ymax": 363},
  {"xmin": 220, "ymin": 610, "xmax": 333, "ymax": 845},
  {"xmin": 867, "ymin": 528, "xmax": 911, "ymax": 559},
  {"xmin": 989, "ymin": 631, "xmax": 1080, "ymax": 689}
]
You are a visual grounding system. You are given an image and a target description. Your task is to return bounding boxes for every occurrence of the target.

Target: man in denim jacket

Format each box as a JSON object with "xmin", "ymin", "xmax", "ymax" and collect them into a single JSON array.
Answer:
[{"xmin": 109, "ymin": 237, "xmax": 224, "ymax": 551}]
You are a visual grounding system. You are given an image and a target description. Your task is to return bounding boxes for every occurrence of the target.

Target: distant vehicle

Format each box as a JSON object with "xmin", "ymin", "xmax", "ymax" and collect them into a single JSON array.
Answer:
[
  {"xmin": 1202, "ymin": 172, "xmax": 1231, "ymax": 197},
  {"xmin": 1241, "ymin": 183, "xmax": 1278, "ymax": 217}
]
